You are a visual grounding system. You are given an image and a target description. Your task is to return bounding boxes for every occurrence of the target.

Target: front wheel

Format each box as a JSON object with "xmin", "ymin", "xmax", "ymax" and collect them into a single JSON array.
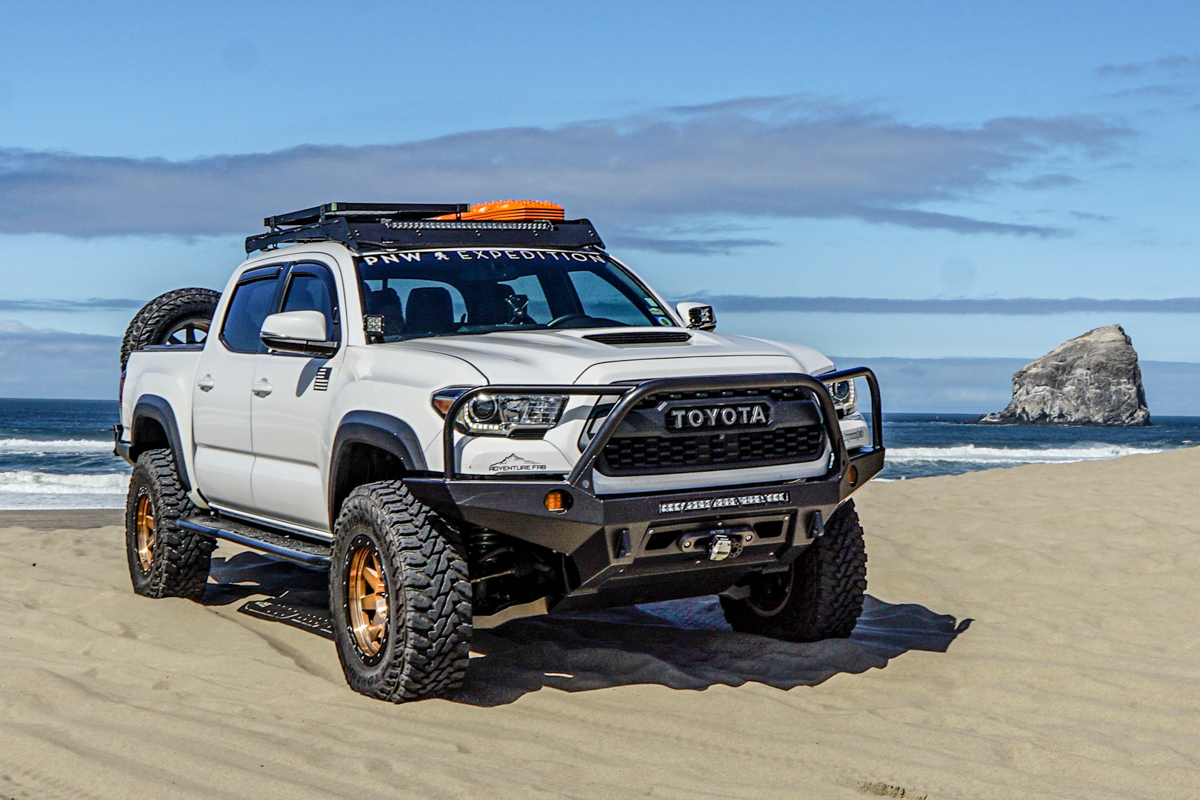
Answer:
[
  {"xmin": 721, "ymin": 500, "xmax": 867, "ymax": 641},
  {"xmin": 330, "ymin": 481, "xmax": 472, "ymax": 703}
]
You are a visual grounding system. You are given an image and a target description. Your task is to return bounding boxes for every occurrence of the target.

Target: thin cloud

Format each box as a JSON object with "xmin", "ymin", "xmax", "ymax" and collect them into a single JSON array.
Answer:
[
  {"xmin": 0, "ymin": 323, "xmax": 117, "ymax": 399},
  {"xmin": 1103, "ymin": 83, "xmax": 1200, "ymax": 100},
  {"xmin": 0, "ymin": 96, "xmax": 1131, "ymax": 250},
  {"xmin": 701, "ymin": 295, "xmax": 1200, "ymax": 315},
  {"xmin": 0, "ymin": 298, "xmax": 144, "ymax": 312},
  {"xmin": 1016, "ymin": 173, "xmax": 1082, "ymax": 190},
  {"xmin": 1069, "ymin": 211, "xmax": 1115, "ymax": 223},
  {"xmin": 606, "ymin": 233, "xmax": 778, "ymax": 255},
  {"xmin": 1096, "ymin": 53, "xmax": 1199, "ymax": 77}
]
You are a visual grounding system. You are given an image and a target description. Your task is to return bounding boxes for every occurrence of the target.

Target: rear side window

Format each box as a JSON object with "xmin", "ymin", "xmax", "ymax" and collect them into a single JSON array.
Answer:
[{"xmin": 221, "ymin": 272, "xmax": 280, "ymax": 353}]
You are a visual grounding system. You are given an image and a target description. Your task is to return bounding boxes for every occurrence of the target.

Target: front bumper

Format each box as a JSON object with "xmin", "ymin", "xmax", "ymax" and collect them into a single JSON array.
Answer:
[{"xmin": 405, "ymin": 368, "xmax": 884, "ymax": 611}]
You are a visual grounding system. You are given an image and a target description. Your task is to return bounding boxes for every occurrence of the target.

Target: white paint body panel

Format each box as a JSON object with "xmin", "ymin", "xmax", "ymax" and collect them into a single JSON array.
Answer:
[{"xmin": 121, "ymin": 241, "xmax": 853, "ymax": 532}]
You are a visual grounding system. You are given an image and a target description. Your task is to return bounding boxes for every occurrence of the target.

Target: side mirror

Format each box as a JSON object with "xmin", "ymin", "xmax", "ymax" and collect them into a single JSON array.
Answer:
[
  {"xmin": 676, "ymin": 302, "xmax": 716, "ymax": 332},
  {"xmin": 260, "ymin": 311, "xmax": 338, "ymax": 356}
]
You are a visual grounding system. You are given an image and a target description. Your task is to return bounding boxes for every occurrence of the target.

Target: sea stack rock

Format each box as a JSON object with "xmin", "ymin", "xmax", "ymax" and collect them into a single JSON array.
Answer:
[{"xmin": 979, "ymin": 324, "xmax": 1150, "ymax": 426}]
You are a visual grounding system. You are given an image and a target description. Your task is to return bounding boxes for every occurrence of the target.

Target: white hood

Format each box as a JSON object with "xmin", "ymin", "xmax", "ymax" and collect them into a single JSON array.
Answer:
[{"xmin": 394, "ymin": 328, "xmax": 835, "ymax": 385}]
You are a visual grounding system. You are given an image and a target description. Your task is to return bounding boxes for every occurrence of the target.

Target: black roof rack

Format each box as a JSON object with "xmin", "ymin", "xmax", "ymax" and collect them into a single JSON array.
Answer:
[{"xmin": 246, "ymin": 202, "xmax": 605, "ymax": 254}]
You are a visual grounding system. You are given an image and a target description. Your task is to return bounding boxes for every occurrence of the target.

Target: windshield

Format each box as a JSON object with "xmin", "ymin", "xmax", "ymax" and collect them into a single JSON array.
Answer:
[{"xmin": 356, "ymin": 249, "xmax": 676, "ymax": 341}]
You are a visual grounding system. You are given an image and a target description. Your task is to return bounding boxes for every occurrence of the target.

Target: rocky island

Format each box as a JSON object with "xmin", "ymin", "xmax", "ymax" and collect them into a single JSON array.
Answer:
[{"xmin": 979, "ymin": 324, "xmax": 1151, "ymax": 426}]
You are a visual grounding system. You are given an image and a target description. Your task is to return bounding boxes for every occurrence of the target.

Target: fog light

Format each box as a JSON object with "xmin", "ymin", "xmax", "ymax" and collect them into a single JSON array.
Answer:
[
  {"xmin": 544, "ymin": 490, "xmax": 572, "ymax": 513},
  {"xmin": 847, "ymin": 465, "xmax": 859, "ymax": 486}
]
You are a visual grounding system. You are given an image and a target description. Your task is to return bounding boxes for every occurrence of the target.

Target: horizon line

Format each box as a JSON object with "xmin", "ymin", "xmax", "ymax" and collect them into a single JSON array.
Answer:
[{"xmin": 698, "ymin": 295, "xmax": 1200, "ymax": 315}]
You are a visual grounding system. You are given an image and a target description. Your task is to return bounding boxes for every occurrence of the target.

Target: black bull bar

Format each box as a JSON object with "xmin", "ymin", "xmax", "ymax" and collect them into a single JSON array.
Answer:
[{"xmin": 404, "ymin": 369, "xmax": 884, "ymax": 604}]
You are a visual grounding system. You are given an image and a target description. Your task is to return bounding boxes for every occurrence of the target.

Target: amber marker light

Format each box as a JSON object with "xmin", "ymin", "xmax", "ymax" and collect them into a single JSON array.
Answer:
[
  {"xmin": 544, "ymin": 490, "xmax": 572, "ymax": 513},
  {"xmin": 847, "ymin": 465, "xmax": 859, "ymax": 487},
  {"xmin": 431, "ymin": 388, "xmax": 469, "ymax": 417}
]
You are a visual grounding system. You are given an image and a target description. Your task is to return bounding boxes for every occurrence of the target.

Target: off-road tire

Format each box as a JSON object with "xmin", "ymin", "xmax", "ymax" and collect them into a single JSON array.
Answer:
[
  {"xmin": 721, "ymin": 499, "xmax": 867, "ymax": 641},
  {"xmin": 330, "ymin": 480, "xmax": 472, "ymax": 703},
  {"xmin": 125, "ymin": 448, "xmax": 214, "ymax": 599},
  {"xmin": 120, "ymin": 287, "xmax": 220, "ymax": 369}
]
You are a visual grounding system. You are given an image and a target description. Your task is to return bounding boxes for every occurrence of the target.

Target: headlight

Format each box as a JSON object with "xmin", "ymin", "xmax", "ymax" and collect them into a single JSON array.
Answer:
[
  {"xmin": 432, "ymin": 388, "xmax": 567, "ymax": 436},
  {"xmin": 823, "ymin": 379, "xmax": 857, "ymax": 416}
]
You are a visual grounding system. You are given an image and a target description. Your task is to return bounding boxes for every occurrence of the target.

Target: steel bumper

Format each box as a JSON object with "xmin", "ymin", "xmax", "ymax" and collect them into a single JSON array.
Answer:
[{"xmin": 406, "ymin": 368, "xmax": 884, "ymax": 610}]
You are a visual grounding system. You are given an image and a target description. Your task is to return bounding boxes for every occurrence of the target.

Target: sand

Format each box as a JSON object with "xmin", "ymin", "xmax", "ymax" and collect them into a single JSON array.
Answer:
[{"xmin": 3, "ymin": 448, "xmax": 1200, "ymax": 799}]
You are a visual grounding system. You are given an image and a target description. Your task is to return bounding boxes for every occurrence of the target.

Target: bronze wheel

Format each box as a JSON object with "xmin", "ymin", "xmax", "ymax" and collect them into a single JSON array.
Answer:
[
  {"xmin": 134, "ymin": 491, "xmax": 155, "ymax": 573},
  {"xmin": 347, "ymin": 539, "xmax": 389, "ymax": 659},
  {"xmin": 330, "ymin": 481, "xmax": 471, "ymax": 702}
]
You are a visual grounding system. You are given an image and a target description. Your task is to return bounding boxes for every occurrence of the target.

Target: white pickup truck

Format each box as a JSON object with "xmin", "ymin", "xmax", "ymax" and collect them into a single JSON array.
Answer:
[{"xmin": 116, "ymin": 201, "xmax": 885, "ymax": 703}]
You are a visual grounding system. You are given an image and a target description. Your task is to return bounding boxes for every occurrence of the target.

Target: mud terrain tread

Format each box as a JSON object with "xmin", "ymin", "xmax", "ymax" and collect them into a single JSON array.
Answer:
[
  {"xmin": 331, "ymin": 481, "xmax": 472, "ymax": 702},
  {"xmin": 120, "ymin": 287, "xmax": 220, "ymax": 369},
  {"xmin": 125, "ymin": 448, "xmax": 213, "ymax": 599},
  {"xmin": 809, "ymin": 499, "xmax": 869, "ymax": 638},
  {"xmin": 720, "ymin": 499, "xmax": 867, "ymax": 641}
]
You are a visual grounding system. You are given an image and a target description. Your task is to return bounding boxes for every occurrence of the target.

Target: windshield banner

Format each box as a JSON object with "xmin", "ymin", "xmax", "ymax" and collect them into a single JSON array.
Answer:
[{"xmin": 360, "ymin": 250, "xmax": 609, "ymax": 266}]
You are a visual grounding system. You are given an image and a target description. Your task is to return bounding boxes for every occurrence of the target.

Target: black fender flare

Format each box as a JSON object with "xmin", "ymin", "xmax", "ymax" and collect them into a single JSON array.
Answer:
[
  {"xmin": 131, "ymin": 395, "xmax": 192, "ymax": 492},
  {"xmin": 328, "ymin": 411, "xmax": 428, "ymax": 521}
]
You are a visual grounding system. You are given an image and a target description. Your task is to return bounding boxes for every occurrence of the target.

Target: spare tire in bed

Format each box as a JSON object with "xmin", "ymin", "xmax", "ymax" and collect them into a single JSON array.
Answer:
[{"xmin": 121, "ymin": 288, "xmax": 221, "ymax": 369}]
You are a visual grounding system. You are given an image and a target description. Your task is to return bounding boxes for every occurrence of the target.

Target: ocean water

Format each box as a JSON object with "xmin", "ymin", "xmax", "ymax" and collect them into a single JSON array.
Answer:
[
  {"xmin": 877, "ymin": 413, "xmax": 1200, "ymax": 480},
  {"xmin": 0, "ymin": 400, "xmax": 1196, "ymax": 509},
  {"xmin": 0, "ymin": 399, "xmax": 128, "ymax": 509}
]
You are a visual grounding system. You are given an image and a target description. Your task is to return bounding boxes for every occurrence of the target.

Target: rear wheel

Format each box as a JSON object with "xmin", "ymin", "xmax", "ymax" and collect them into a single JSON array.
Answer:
[
  {"xmin": 721, "ymin": 499, "xmax": 867, "ymax": 641},
  {"xmin": 330, "ymin": 481, "xmax": 472, "ymax": 703},
  {"xmin": 125, "ymin": 448, "xmax": 214, "ymax": 599},
  {"xmin": 121, "ymin": 287, "xmax": 220, "ymax": 369}
]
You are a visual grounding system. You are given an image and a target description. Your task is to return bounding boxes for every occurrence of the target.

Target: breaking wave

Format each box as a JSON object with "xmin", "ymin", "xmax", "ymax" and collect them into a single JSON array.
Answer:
[
  {"xmin": 887, "ymin": 444, "xmax": 1166, "ymax": 465},
  {"xmin": 0, "ymin": 438, "xmax": 113, "ymax": 454},
  {"xmin": 0, "ymin": 471, "xmax": 128, "ymax": 509},
  {"xmin": 0, "ymin": 471, "xmax": 128, "ymax": 493}
]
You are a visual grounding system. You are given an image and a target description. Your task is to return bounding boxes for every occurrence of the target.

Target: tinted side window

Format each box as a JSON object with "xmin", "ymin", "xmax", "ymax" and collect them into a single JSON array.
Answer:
[
  {"xmin": 221, "ymin": 276, "xmax": 280, "ymax": 353},
  {"xmin": 282, "ymin": 265, "xmax": 340, "ymax": 341}
]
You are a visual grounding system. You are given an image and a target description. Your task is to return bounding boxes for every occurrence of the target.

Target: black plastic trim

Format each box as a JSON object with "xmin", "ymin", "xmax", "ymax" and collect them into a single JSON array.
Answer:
[
  {"xmin": 131, "ymin": 395, "xmax": 191, "ymax": 492},
  {"xmin": 329, "ymin": 411, "xmax": 428, "ymax": 524},
  {"xmin": 334, "ymin": 411, "xmax": 427, "ymax": 472}
]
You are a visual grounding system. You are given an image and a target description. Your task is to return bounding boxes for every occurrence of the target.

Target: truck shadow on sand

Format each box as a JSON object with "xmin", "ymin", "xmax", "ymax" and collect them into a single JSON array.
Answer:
[{"xmin": 206, "ymin": 552, "xmax": 971, "ymax": 708}]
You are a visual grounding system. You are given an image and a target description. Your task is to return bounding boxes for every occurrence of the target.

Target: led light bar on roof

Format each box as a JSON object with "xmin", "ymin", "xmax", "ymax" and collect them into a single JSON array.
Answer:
[
  {"xmin": 382, "ymin": 219, "xmax": 555, "ymax": 231},
  {"xmin": 437, "ymin": 200, "xmax": 565, "ymax": 222}
]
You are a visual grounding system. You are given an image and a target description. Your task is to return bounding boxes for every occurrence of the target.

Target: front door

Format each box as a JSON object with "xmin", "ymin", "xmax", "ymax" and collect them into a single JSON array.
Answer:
[
  {"xmin": 250, "ymin": 262, "xmax": 343, "ymax": 531},
  {"xmin": 191, "ymin": 266, "xmax": 283, "ymax": 511}
]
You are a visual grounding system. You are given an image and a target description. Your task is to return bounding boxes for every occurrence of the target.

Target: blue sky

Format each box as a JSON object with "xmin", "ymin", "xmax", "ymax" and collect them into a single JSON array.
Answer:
[{"xmin": 2, "ymin": 1, "xmax": 1200, "ymax": 403}]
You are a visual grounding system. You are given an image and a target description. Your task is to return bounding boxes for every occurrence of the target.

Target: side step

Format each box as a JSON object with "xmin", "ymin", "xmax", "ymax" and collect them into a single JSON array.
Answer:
[{"xmin": 177, "ymin": 515, "xmax": 331, "ymax": 568}]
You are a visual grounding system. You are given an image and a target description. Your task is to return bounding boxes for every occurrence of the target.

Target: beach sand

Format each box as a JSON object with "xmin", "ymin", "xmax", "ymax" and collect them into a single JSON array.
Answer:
[{"xmin": 2, "ymin": 448, "xmax": 1200, "ymax": 799}]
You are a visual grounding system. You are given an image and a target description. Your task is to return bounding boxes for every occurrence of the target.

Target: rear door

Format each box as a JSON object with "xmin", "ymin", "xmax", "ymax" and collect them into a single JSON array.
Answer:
[
  {"xmin": 191, "ymin": 266, "xmax": 283, "ymax": 511},
  {"xmin": 249, "ymin": 262, "xmax": 344, "ymax": 531}
]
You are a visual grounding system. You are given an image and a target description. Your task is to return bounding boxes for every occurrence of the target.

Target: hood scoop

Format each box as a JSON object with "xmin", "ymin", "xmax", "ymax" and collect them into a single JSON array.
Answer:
[{"xmin": 583, "ymin": 331, "xmax": 693, "ymax": 347}]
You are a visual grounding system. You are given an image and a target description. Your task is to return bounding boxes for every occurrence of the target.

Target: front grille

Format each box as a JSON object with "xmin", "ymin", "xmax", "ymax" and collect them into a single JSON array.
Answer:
[{"xmin": 599, "ymin": 424, "xmax": 824, "ymax": 476}]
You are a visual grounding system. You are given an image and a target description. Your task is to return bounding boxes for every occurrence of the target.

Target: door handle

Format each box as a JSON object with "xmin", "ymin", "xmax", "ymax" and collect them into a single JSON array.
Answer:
[
  {"xmin": 196, "ymin": 375, "xmax": 215, "ymax": 392},
  {"xmin": 252, "ymin": 380, "xmax": 273, "ymax": 397}
]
